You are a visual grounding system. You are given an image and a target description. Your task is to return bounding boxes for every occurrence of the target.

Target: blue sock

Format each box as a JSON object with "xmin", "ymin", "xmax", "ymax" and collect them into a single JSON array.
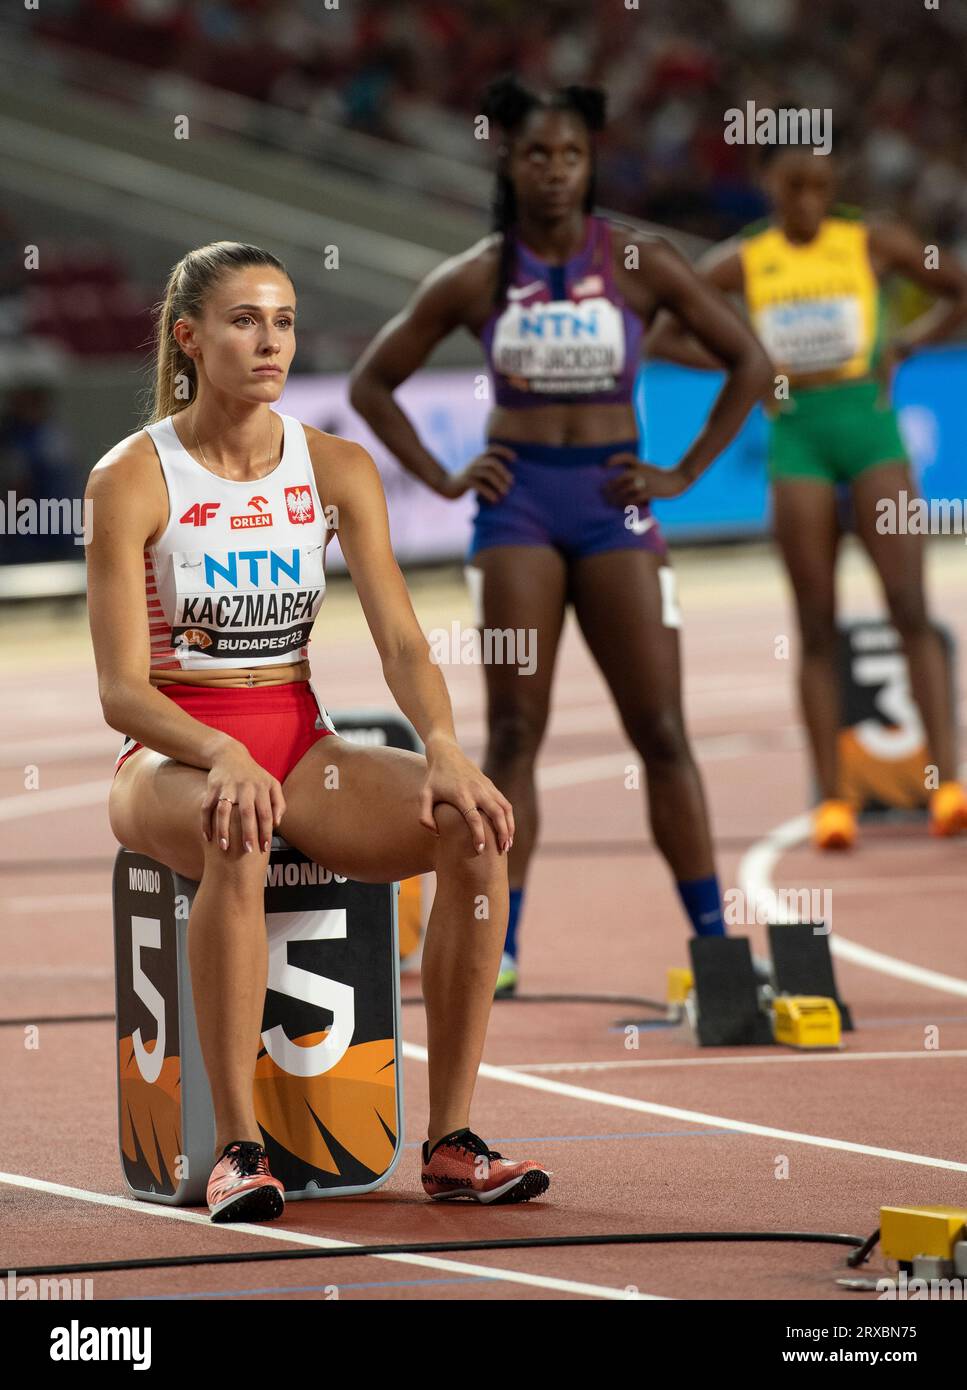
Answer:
[
  {"xmin": 676, "ymin": 874, "xmax": 725, "ymax": 936},
  {"xmin": 504, "ymin": 888, "xmax": 524, "ymax": 959}
]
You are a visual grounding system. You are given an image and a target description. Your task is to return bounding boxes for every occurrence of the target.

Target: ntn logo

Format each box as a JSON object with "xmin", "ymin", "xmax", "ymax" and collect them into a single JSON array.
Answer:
[
  {"xmin": 203, "ymin": 549, "xmax": 300, "ymax": 587},
  {"xmin": 519, "ymin": 307, "xmax": 601, "ymax": 337}
]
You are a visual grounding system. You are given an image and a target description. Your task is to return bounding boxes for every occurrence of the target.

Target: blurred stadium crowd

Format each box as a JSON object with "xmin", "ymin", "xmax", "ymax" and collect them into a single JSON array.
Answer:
[
  {"xmin": 27, "ymin": 0, "xmax": 967, "ymax": 247},
  {"xmin": 2, "ymin": 0, "xmax": 965, "ymax": 565}
]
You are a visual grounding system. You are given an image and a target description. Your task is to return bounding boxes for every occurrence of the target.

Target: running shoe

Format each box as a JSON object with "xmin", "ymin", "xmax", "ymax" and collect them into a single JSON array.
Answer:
[
  {"xmin": 812, "ymin": 798, "xmax": 856, "ymax": 850},
  {"xmin": 206, "ymin": 1140, "xmax": 285, "ymax": 1224},
  {"xmin": 421, "ymin": 1127, "xmax": 550, "ymax": 1204},
  {"xmin": 929, "ymin": 781, "xmax": 967, "ymax": 837},
  {"xmin": 495, "ymin": 950, "xmax": 518, "ymax": 996}
]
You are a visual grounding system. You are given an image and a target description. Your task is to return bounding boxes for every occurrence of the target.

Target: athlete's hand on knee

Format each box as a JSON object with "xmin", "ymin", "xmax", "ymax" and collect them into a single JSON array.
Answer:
[
  {"xmin": 604, "ymin": 452, "xmax": 690, "ymax": 502},
  {"xmin": 417, "ymin": 742, "xmax": 514, "ymax": 855},
  {"xmin": 201, "ymin": 747, "xmax": 285, "ymax": 854},
  {"xmin": 438, "ymin": 446, "xmax": 515, "ymax": 503}
]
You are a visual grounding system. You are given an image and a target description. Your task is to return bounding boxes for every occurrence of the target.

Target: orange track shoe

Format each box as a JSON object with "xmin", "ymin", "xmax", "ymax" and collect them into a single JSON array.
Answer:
[
  {"xmin": 421, "ymin": 1128, "xmax": 550, "ymax": 1204},
  {"xmin": 206, "ymin": 1140, "xmax": 285, "ymax": 1224},
  {"xmin": 929, "ymin": 781, "xmax": 967, "ymax": 837},
  {"xmin": 813, "ymin": 798, "xmax": 857, "ymax": 851}
]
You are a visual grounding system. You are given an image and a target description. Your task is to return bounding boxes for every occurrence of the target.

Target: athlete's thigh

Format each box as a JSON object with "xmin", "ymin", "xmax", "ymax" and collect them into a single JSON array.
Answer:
[
  {"xmin": 279, "ymin": 734, "xmax": 451, "ymax": 883},
  {"xmin": 469, "ymin": 544, "xmax": 569, "ymax": 728},
  {"xmin": 772, "ymin": 478, "xmax": 841, "ymax": 620},
  {"xmin": 850, "ymin": 460, "xmax": 926, "ymax": 599},
  {"xmin": 569, "ymin": 547, "xmax": 682, "ymax": 720},
  {"xmin": 109, "ymin": 749, "xmax": 210, "ymax": 880}
]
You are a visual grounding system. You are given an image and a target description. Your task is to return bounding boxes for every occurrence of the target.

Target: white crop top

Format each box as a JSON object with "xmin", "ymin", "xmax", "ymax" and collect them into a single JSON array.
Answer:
[{"xmin": 142, "ymin": 412, "xmax": 328, "ymax": 671}]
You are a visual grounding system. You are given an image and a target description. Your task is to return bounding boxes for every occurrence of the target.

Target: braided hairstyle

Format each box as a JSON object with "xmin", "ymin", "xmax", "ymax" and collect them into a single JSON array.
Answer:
[{"xmin": 481, "ymin": 75, "xmax": 607, "ymax": 308}]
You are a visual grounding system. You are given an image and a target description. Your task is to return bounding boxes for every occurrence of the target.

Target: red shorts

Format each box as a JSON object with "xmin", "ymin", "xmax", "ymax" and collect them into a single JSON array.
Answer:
[{"xmin": 114, "ymin": 680, "xmax": 335, "ymax": 783}]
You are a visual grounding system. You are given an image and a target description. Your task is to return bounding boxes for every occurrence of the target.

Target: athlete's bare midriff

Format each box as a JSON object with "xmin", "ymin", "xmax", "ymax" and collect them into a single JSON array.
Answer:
[
  {"xmin": 149, "ymin": 659, "xmax": 311, "ymax": 689},
  {"xmin": 486, "ymin": 400, "xmax": 638, "ymax": 446}
]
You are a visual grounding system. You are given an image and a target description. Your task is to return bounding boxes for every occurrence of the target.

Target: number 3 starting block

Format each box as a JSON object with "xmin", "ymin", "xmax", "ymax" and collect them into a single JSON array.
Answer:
[
  {"xmin": 836, "ymin": 619, "xmax": 956, "ymax": 819},
  {"xmin": 111, "ymin": 708, "xmax": 422, "ymax": 1207}
]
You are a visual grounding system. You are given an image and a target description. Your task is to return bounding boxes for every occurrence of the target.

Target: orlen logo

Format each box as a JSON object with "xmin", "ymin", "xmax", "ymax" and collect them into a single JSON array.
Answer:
[
  {"xmin": 230, "ymin": 495, "xmax": 273, "ymax": 530},
  {"xmin": 285, "ymin": 486, "xmax": 315, "ymax": 524},
  {"xmin": 180, "ymin": 502, "xmax": 220, "ymax": 526}
]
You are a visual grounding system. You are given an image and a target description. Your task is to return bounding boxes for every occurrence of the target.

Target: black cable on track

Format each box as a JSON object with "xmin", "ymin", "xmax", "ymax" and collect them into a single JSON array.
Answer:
[
  {"xmin": 403, "ymin": 992, "xmax": 668, "ymax": 1011},
  {"xmin": 0, "ymin": 1013, "xmax": 115, "ymax": 1027},
  {"xmin": 0, "ymin": 993, "xmax": 673, "ymax": 1026},
  {"xmin": 10, "ymin": 1229, "xmax": 867, "ymax": 1280},
  {"xmin": 847, "ymin": 1227, "xmax": 880, "ymax": 1267}
]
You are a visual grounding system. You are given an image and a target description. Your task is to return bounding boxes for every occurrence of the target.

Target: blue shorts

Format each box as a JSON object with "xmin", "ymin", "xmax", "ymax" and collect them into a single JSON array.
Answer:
[{"xmin": 468, "ymin": 439, "xmax": 668, "ymax": 562}]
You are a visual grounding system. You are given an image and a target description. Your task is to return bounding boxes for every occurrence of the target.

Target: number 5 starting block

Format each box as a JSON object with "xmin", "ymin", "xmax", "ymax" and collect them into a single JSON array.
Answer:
[
  {"xmin": 111, "ymin": 707, "xmax": 425, "ymax": 1206},
  {"xmin": 113, "ymin": 839, "xmax": 403, "ymax": 1205}
]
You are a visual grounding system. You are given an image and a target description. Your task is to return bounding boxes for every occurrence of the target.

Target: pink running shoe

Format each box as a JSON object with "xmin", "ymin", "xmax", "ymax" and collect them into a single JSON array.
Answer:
[
  {"xmin": 421, "ymin": 1127, "xmax": 550, "ymax": 1204},
  {"xmin": 206, "ymin": 1140, "xmax": 285, "ymax": 1224}
]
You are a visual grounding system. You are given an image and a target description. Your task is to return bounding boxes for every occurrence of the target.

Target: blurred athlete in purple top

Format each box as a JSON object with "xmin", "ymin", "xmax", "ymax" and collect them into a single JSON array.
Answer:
[{"xmin": 351, "ymin": 76, "xmax": 771, "ymax": 994}]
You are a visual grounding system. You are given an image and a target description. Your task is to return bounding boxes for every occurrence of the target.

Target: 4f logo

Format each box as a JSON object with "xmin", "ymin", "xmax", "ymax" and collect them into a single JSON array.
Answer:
[
  {"xmin": 285, "ymin": 486, "xmax": 315, "ymax": 524},
  {"xmin": 180, "ymin": 502, "xmax": 220, "ymax": 526}
]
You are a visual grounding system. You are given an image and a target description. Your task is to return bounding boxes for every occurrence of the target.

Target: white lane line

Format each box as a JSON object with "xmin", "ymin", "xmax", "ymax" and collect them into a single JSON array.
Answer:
[
  {"xmin": 401, "ymin": 1043, "xmax": 967, "ymax": 1174},
  {"xmin": 534, "ymin": 731, "xmax": 796, "ymax": 792},
  {"xmin": 738, "ymin": 811, "xmax": 967, "ymax": 999},
  {"xmin": 0, "ymin": 780, "xmax": 110, "ymax": 822},
  {"xmin": 0, "ymin": 1171, "xmax": 661, "ymax": 1301},
  {"xmin": 0, "ymin": 732, "xmax": 118, "ymax": 766},
  {"xmin": 505, "ymin": 1050, "xmax": 967, "ymax": 1074}
]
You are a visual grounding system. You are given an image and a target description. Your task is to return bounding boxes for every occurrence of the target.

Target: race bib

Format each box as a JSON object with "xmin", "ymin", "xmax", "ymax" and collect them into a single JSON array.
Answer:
[
  {"xmin": 755, "ymin": 297, "xmax": 862, "ymax": 374},
  {"xmin": 492, "ymin": 296, "xmax": 626, "ymax": 394},
  {"xmin": 167, "ymin": 543, "xmax": 326, "ymax": 663}
]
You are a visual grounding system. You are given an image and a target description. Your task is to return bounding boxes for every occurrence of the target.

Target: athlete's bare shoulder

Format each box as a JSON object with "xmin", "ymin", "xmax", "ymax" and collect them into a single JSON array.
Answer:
[
  {"xmin": 302, "ymin": 426, "xmax": 377, "ymax": 514},
  {"xmin": 85, "ymin": 426, "xmax": 169, "ymax": 544},
  {"xmin": 88, "ymin": 426, "xmax": 160, "ymax": 485},
  {"xmin": 417, "ymin": 234, "xmax": 500, "ymax": 323}
]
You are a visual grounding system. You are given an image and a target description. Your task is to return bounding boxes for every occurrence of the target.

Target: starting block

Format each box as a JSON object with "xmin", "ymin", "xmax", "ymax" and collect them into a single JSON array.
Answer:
[
  {"xmin": 771, "ymin": 996, "xmax": 841, "ymax": 1049},
  {"xmin": 328, "ymin": 709, "xmax": 426, "ymax": 965},
  {"xmin": 768, "ymin": 922, "xmax": 853, "ymax": 1031},
  {"xmin": 836, "ymin": 619, "xmax": 956, "ymax": 820},
  {"xmin": 668, "ymin": 925, "xmax": 852, "ymax": 1048},
  {"xmin": 112, "ymin": 838, "xmax": 403, "ymax": 1205},
  {"xmin": 687, "ymin": 937, "xmax": 774, "ymax": 1046},
  {"xmin": 879, "ymin": 1206, "xmax": 967, "ymax": 1278}
]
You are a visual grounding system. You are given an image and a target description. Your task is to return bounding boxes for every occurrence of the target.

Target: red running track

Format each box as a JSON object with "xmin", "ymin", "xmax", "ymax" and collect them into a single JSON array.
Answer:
[{"xmin": 1, "ymin": 542, "xmax": 965, "ymax": 1301}]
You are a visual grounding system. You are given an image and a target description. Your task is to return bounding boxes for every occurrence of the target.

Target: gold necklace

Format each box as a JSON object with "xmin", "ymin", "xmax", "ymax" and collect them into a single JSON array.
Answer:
[{"xmin": 189, "ymin": 412, "xmax": 276, "ymax": 478}]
